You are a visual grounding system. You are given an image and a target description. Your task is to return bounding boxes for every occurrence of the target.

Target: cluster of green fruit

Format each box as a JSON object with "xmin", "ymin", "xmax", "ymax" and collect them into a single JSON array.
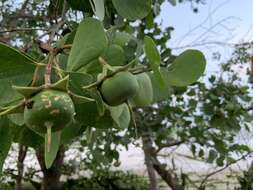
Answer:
[
  {"xmin": 22, "ymin": 70, "xmax": 153, "ymax": 138},
  {"xmin": 100, "ymin": 71, "xmax": 153, "ymax": 106}
]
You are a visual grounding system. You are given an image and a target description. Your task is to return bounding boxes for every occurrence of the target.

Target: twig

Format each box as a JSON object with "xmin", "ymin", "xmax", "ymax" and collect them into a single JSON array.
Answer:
[
  {"xmin": 0, "ymin": 28, "xmax": 48, "ymax": 34},
  {"xmin": 44, "ymin": 52, "xmax": 54, "ymax": 86},
  {"xmin": 82, "ymin": 58, "xmax": 137, "ymax": 89},
  {"xmin": 199, "ymin": 151, "xmax": 253, "ymax": 189},
  {"xmin": 31, "ymin": 66, "xmax": 40, "ymax": 86},
  {"xmin": 170, "ymin": 41, "xmax": 237, "ymax": 50},
  {"xmin": 130, "ymin": 66, "xmax": 152, "ymax": 75},
  {"xmin": 61, "ymin": 44, "xmax": 72, "ymax": 49},
  {"xmin": 48, "ymin": 0, "xmax": 68, "ymax": 43},
  {"xmin": 155, "ymin": 140, "xmax": 184, "ymax": 153}
]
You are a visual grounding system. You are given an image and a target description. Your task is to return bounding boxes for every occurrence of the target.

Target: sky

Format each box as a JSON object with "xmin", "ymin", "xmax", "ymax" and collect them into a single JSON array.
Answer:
[{"xmin": 158, "ymin": 0, "xmax": 253, "ymax": 74}]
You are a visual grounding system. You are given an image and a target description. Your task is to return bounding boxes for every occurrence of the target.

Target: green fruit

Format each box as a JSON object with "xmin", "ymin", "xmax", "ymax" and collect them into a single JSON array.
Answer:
[
  {"xmin": 100, "ymin": 71, "xmax": 139, "ymax": 106},
  {"xmin": 130, "ymin": 73, "xmax": 153, "ymax": 106},
  {"xmin": 24, "ymin": 89, "xmax": 75, "ymax": 134}
]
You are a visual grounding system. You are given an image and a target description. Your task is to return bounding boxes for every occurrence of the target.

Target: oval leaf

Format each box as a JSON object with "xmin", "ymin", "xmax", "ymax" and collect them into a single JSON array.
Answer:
[
  {"xmin": 0, "ymin": 117, "xmax": 12, "ymax": 173},
  {"xmin": 0, "ymin": 43, "xmax": 36, "ymax": 106},
  {"xmin": 102, "ymin": 44, "xmax": 125, "ymax": 66},
  {"xmin": 109, "ymin": 103, "xmax": 130, "ymax": 129},
  {"xmin": 144, "ymin": 36, "xmax": 165, "ymax": 87},
  {"xmin": 12, "ymin": 124, "xmax": 43, "ymax": 148},
  {"xmin": 61, "ymin": 120, "xmax": 82, "ymax": 144},
  {"xmin": 67, "ymin": 18, "xmax": 107, "ymax": 71},
  {"xmin": 112, "ymin": 0, "xmax": 152, "ymax": 20},
  {"xmin": 164, "ymin": 49, "xmax": 206, "ymax": 86}
]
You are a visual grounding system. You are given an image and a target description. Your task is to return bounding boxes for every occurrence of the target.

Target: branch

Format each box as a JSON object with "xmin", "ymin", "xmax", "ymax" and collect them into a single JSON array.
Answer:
[
  {"xmin": 199, "ymin": 151, "xmax": 253, "ymax": 189},
  {"xmin": 0, "ymin": 28, "xmax": 47, "ymax": 34},
  {"xmin": 48, "ymin": 0, "xmax": 68, "ymax": 43},
  {"xmin": 140, "ymin": 128, "xmax": 184, "ymax": 190},
  {"xmin": 156, "ymin": 140, "xmax": 184, "ymax": 153},
  {"xmin": 170, "ymin": 41, "xmax": 237, "ymax": 50},
  {"xmin": 152, "ymin": 155, "xmax": 184, "ymax": 190}
]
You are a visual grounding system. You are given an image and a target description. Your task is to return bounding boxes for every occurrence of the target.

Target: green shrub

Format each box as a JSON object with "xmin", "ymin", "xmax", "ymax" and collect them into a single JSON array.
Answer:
[
  {"xmin": 236, "ymin": 164, "xmax": 253, "ymax": 190},
  {"xmin": 60, "ymin": 170, "xmax": 148, "ymax": 190}
]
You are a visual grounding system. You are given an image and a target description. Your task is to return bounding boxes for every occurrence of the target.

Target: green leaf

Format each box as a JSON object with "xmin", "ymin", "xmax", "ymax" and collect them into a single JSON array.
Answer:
[
  {"xmin": 0, "ymin": 43, "xmax": 36, "ymax": 106},
  {"xmin": 144, "ymin": 36, "xmax": 165, "ymax": 87},
  {"xmin": 90, "ymin": 0, "xmax": 105, "ymax": 21},
  {"xmin": 145, "ymin": 12, "xmax": 154, "ymax": 29},
  {"xmin": 102, "ymin": 44, "xmax": 125, "ymax": 66},
  {"xmin": 68, "ymin": 72, "xmax": 94, "ymax": 96},
  {"xmin": 163, "ymin": 49, "xmax": 206, "ymax": 86},
  {"xmin": 7, "ymin": 113, "xmax": 24, "ymax": 126},
  {"xmin": 67, "ymin": 0, "xmax": 93, "ymax": 12},
  {"xmin": 216, "ymin": 156, "xmax": 225, "ymax": 166},
  {"xmin": 207, "ymin": 149, "xmax": 217, "ymax": 163},
  {"xmin": 51, "ymin": 75, "xmax": 69, "ymax": 91},
  {"xmin": 75, "ymin": 102, "xmax": 98, "ymax": 126},
  {"xmin": 61, "ymin": 120, "xmax": 82, "ymax": 144},
  {"xmin": 89, "ymin": 89, "xmax": 105, "ymax": 116},
  {"xmin": 12, "ymin": 125, "xmax": 43, "ymax": 148},
  {"xmin": 94, "ymin": 110, "xmax": 114, "ymax": 129},
  {"xmin": 144, "ymin": 36, "xmax": 161, "ymax": 66},
  {"xmin": 67, "ymin": 18, "xmax": 107, "ymax": 71},
  {"xmin": 109, "ymin": 103, "xmax": 130, "ymax": 129},
  {"xmin": 45, "ymin": 131, "xmax": 61, "ymax": 169},
  {"xmin": 12, "ymin": 85, "xmax": 42, "ymax": 98},
  {"xmin": 148, "ymin": 72, "xmax": 172, "ymax": 103},
  {"xmin": 112, "ymin": 32, "xmax": 133, "ymax": 47},
  {"xmin": 71, "ymin": 93, "xmax": 94, "ymax": 104},
  {"xmin": 112, "ymin": 0, "xmax": 152, "ymax": 20},
  {"xmin": 75, "ymin": 102, "xmax": 113, "ymax": 129},
  {"xmin": 0, "ymin": 117, "xmax": 12, "ymax": 173},
  {"xmin": 168, "ymin": 0, "xmax": 177, "ymax": 6},
  {"xmin": 0, "ymin": 101, "xmax": 24, "ymax": 116}
]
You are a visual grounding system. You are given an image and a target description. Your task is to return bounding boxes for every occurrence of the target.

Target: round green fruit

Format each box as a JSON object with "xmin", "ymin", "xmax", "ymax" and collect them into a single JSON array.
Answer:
[
  {"xmin": 100, "ymin": 71, "xmax": 139, "ymax": 106},
  {"xmin": 130, "ymin": 73, "xmax": 153, "ymax": 106},
  {"xmin": 24, "ymin": 89, "xmax": 75, "ymax": 134}
]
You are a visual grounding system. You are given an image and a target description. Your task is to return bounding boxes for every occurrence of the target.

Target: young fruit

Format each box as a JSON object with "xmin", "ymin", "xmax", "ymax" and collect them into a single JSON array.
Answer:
[
  {"xmin": 100, "ymin": 71, "xmax": 139, "ymax": 106},
  {"xmin": 24, "ymin": 89, "xmax": 75, "ymax": 135},
  {"xmin": 130, "ymin": 73, "xmax": 153, "ymax": 106}
]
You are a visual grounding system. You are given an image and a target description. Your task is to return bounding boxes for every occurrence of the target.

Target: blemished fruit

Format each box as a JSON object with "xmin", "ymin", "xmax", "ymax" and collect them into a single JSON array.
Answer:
[
  {"xmin": 24, "ymin": 89, "xmax": 75, "ymax": 134},
  {"xmin": 100, "ymin": 71, "xmax": 139, "ymax": 106},
  {"xmin": 130, "ymin": 73, "xmax": 153, "ymax": 106}
]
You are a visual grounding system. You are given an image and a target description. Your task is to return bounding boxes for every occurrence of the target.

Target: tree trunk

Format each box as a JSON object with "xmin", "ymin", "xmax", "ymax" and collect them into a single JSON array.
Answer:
[
  {"xmin": 36, "ymin": 145, "xmax": 65, "ymax": 190},
  {"xmin": 16, "ymin": 145, "xmax": 28, "ymax": 190},
  {"xmin": 140, "ymin": 129, "xmax": 184, "ymax": 190},
  {"xmin": 142, "ymin": 134, "xmax": 158, "ymax": 190},
  {"xmin": 152, "ymin": 156, "xmax": 184, "ymax": 190}
]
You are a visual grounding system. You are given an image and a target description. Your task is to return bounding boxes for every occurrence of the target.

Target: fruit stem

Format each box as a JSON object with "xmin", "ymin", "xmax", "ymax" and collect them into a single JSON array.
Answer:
[
  {"xmin": 126, "ymin": 101, "xmax": 138, "ymax": 138},
  {"xmin": 31, "ymin": 66, "xmax": 40, "ymax": 86},
  {"xmin": 0, "ymin": 100, "xmax": 25, "ymax": 116},
  {"xmin": 44, "ymin": 63, "xmax": 52, "ymax": 87},
  {"xmin": 130, "ymin": 66, "xmax": 152, "ymax": 75},
  {"xmin": 46, "ymin": 123, "xmax": 52, "ymax": 153},
  {"xmin": 44, "ymin": 51, "xmax": 55, "ymax": 87},
  {"xmin": 82, "ymin": 58, "xmax": 138, "ymax": 90}
]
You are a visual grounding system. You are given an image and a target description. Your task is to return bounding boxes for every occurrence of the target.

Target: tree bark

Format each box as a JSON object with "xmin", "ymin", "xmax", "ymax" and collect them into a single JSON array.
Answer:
[
  {"xmin": 140, "ymin": 129, "xmax": 184, "ymax": 190},
  {"xmin": 36, "ymin": 145, "xmax": 65, "ymax": 190},
  {"xmin": 152, "ymin": 156, "xmax": 184, "ymax": 190},
  {"xmin": 142, "ymin": 133, "xmax": 158, "ymax": 190},
  {"xmin": 16, "ymin": 145, "xmax": 28, "ymax": 190}
]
